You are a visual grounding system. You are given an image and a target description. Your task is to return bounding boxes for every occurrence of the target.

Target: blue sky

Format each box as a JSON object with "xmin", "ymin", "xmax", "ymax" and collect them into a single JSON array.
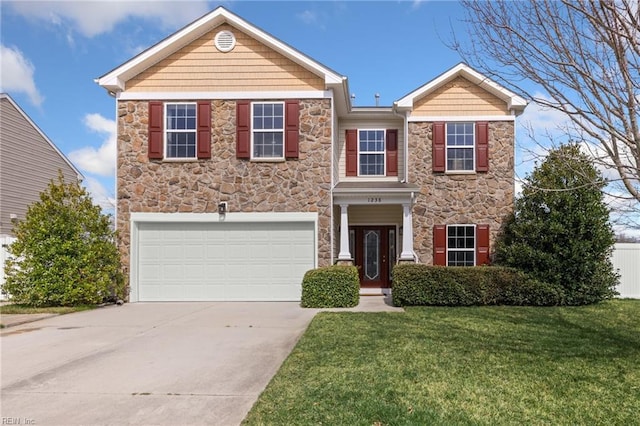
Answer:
[{"xmin": 2, "ymin": 1, "xmax": 634, "ymax": 235}]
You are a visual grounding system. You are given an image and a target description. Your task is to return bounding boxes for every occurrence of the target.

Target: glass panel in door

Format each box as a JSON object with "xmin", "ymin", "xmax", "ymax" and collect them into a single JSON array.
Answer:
[{"xmin": 364, "ymin": 230, "xmax": 381, "ymax": 282}]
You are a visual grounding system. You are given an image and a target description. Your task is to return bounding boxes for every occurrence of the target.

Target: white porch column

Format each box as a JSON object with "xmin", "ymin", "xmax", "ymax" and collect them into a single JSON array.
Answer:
[
  {"xmin": 337, "ymin": 203, "xmax": 352, "ymax": 260},
  {"xmin": 400, "ymin": 202, "xmax": 415, "ymax": 261}
]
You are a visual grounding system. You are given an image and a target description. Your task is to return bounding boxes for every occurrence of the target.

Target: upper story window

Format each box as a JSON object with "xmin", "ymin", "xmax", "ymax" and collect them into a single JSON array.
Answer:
[
  {"xmin": 345, "ymin": 129, "xmax": 398, "ymax": 177},
  {"xmin": 252, "ymin": 102, "xmax": 284, "ymax": 159},
  {"xmin": 446, "ymin": 122, "xmax": 474, "ymax": 171},
  {"xmin": 432, "ymin": 121, "xmax": 488, "ymax": 173},
  {"xmin": 165, "ymin": 103, "xmax": 197, "ymax": 159},
  {"xmin": 359, "ymin": 130, "xmax": 385, "ymax": 176},
  {"xmin": 447, "ymin": 225, "xmax": 475, "ymax": 266}
]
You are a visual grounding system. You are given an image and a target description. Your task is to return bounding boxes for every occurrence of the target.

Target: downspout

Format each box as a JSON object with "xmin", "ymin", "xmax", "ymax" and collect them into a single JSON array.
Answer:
[{"xmin": 392, "ymin": 103, "xmax": 409, "ymax": 183}]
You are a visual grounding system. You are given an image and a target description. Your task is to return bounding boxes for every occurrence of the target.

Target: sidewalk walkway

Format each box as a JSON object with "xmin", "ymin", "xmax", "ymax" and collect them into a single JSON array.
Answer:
[{"xmin": 0, "ymin": 296, "xmax": 402, "ymax": 329}]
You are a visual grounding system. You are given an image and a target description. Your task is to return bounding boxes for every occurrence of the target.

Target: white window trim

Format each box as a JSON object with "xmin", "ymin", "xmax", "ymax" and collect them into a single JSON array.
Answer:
[
  {"xmin": 251, "ymin": 101, "xmax": 285, "ymax": 160},
  {"xmin": 358, "ymin": 129, "xmax": 386, "ymax": 177},
  {"xmin": 445, "ymin": 122, "xmax": 475, "ymax": 173},
  {"xmin": 446, "ymin": 224, "xmax": 476, "ymax": 267},
  {"xmin": 164, "ymin": 102, "xmax": 197, "ymax": 160}
]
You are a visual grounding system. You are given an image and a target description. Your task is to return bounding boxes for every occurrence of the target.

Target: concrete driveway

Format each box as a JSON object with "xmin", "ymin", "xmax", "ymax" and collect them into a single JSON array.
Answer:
[{"xmin": 1, "ymin": 302, "xmax": 318, "ymax": 426}]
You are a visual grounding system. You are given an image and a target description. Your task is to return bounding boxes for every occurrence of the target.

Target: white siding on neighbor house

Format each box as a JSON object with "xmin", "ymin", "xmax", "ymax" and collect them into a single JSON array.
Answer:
[
  {"xmin": 0, "ymin": 96, "xmax": 80, "ymax": 236},
  {"xmin": 337, "ymin": 118, "xmax": 405, "ymax": 181},
  {"xmin": 613, "ymin": 243, "xmax": 640, "ymax": 299},
  {"xmin": 0, "ymin": 236, "xmax": 16, "ymax": 299}
]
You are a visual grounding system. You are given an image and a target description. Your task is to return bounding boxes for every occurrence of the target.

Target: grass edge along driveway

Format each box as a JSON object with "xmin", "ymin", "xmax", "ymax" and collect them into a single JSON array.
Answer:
[{"xmin": 244, "ymin": 300, "xmax": 640, "ymax": 425}]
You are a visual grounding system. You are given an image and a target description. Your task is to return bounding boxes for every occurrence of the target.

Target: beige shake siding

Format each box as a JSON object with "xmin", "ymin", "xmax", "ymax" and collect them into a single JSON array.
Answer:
[
  {"xmin": 337, "ymin": 118, "xmax": 405, "ymax": 180},
  {"xmin": 411, "ymin": 76, "xmax": 509, "ymax": 116},
  {"xmin": 126, "ymin": 24, "xmax": 325, "ymax": 92}
]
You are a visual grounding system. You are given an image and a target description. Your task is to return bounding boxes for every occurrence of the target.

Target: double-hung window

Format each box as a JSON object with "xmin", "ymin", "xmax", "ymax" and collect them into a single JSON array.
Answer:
[
  {"xmin": 446, "ymin": 122, "xmax": 474, "ymax": 171},
  {"xmin": 359, "ymin": 130, "xmax": 385, "ymax": 176},
  {"xmin": 447, "ymin": 225, "xmax": 475, "ymax": 266},
  {"xmin": 165, "ymin": 103, "xmax": 197, "ymax": 159},
  {"xmin": 252, "ymin": 102, "xmax": 284, "ymax": 159}
]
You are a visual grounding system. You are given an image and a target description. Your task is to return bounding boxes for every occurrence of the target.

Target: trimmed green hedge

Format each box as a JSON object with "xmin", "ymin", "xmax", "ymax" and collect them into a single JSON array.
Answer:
[
  {"xmin": 301, "ymin": 265, "xmax": 360, "ymax": 308},
  {"xmin": 392, "ymin": 264, "xmax": 565, "ymax": 307}
]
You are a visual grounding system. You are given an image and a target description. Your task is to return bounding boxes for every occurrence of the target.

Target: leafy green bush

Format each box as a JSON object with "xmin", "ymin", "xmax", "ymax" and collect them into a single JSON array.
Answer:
[
  {"xmin": 392, "ymin": 263, "xmax": 564, "ymax": 307},
  {"xmin": 301, "ymin": 265, "xmax": 359, "ymax": 308},
  {"xmin": 3, "ymin": 173, "xmax": 125, "ymax": 307},
  {"xmin": 495, "ymin": 144, "xmax": 618, "ymax": 305}
]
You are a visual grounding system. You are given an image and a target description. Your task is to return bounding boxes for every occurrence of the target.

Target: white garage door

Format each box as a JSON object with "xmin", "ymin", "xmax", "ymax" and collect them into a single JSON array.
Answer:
[{"xmin": 135, "ymin": 221, "xmax": 315, "ymax": 301}]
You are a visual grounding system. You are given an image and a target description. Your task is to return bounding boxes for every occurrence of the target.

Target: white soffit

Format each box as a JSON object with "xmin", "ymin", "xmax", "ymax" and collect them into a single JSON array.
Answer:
[{"xmin": 97, "ymin": 7, "xmax": 345, "ymax": 93}]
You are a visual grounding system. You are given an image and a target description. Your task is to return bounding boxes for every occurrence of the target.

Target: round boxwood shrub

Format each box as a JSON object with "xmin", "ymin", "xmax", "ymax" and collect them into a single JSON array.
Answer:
[{"xmin": 301, "ymin": 265, "xmax": 359, "ymax": 308}]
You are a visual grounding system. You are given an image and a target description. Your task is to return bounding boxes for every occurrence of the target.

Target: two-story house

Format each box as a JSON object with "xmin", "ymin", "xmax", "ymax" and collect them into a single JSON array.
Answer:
[{"xmin": 97, "ymin": 7, "xmax": 526, "ymax": 302}]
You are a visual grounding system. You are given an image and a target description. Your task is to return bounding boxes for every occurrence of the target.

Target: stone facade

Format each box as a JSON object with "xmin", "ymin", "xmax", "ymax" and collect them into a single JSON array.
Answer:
[
  {"xmin": 408, "ymin": 121, "xmax": 515, "ymax": 264},
  {"xmin": 117, "ymin": 98, "xmax": 333, "ymax": 276}
]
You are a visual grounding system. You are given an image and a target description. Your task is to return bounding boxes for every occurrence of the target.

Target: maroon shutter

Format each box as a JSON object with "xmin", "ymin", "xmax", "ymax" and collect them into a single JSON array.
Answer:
[
  {"xmin": 476, "ymin": 224, "xmax": 490, "ymax": 265},
  {"xmin": 285, "ymin": 100, "xmax": 299, "ymax": 158},
  {"xmin": 432, "ymin": 122, "xmax": 445, "ymax": 172},
  {"xmin": 386, "ymin": 129, "xmax": 398, "ymax": 176},
  {"xmin": 346, "ymin": 129, "xmax": 358, "ymax": 176},
  {"xmin": 197, "ymin": 101, "xmax": 211, "ymax": 159},
  {"xmin": 433, "ymin": 225, "xmax": 447, "ymax": 266},
  {"xmin": 148, "ymin": 101, "xmax": 164, "ymax": 159},
  {"xmin": 236, "ymin": 100, "xmax": 250, "ymax": 159},
  {"xmin": 476, "ymin": 121, "xmax": 489, "ymax": 172}
]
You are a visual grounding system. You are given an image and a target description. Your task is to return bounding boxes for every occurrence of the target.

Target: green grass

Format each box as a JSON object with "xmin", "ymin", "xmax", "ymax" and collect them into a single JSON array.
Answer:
[
  {"xmin": 244, "ymin": 300, "xmax": 640, "ymax": 425},
  {"xmin": 0, "ymin": 304, "xmax": 95, "ymax": 315}
]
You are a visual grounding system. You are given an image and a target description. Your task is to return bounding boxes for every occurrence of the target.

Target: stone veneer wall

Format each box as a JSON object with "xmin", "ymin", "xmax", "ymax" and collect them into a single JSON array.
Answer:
[
  {"xmin": 408, "ymin": 121, "xmax": 515, "ymax": 264},
  {"xmin": 117, "ymin": 99, "xmax": 333, "ymax": 279}
]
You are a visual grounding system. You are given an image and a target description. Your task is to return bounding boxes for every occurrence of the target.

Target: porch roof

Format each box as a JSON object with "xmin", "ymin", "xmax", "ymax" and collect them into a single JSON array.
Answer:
[{"xmin": 333, "ymin": 182, "xmax": 420, "ymax": 194}]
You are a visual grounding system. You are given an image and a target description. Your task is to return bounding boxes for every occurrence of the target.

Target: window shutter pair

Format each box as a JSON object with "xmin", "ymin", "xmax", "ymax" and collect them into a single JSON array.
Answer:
[
  {"xmin": 432, "ymin": 121, "xmax": 489, "ymax": 172},
  {"xmin": 432, "ymin": 224, "xmax": 490, "ymax": 266},
  {"xmin": 345, "ymin": 129, "xmax": 398, "ymax": 177},
  {"xmin": 236, "ymin": 100, "xmax": 300, "ymax": 159},
  {"xmin": 147, "ymin": 101, "xmax": 211, "ymax": 159}
]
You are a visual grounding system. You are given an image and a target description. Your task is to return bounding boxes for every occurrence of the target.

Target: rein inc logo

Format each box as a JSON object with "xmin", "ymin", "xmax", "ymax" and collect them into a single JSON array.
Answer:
[{"xmin": 2, "ymin": 419, "xmax": 35, "ymax": 425}]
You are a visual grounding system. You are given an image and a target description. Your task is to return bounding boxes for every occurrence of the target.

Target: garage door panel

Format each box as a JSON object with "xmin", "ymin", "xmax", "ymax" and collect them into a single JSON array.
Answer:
[{"xmin": 136, "ymin": 220, "xmax": 315, "ymax": 301}]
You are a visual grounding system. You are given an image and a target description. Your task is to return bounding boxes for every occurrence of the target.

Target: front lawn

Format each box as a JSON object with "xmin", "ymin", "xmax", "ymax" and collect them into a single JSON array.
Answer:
[{"xmin": 244, "ymin": 300, "xmax": 640, "ymax": 425}]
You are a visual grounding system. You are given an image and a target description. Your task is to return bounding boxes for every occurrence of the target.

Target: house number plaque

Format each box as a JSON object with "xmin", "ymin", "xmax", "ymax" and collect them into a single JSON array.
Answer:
[{"xmin": 367, "ymin": 197, "xmax": 382, "ymax": 203}]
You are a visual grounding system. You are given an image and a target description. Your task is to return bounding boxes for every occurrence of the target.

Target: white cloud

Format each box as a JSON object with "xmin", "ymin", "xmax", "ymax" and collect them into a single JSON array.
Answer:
[
  {"xmin": 82, "ymin": 176, "xmax": 116, "ymax": 214},
  {"xmin": 297, "ymin": 10, "xmax": 318, "ymax": 25},
  {"xmin": 7, "ymin": 1, "xmax": 210, "ymax": 38},
  {"xmin": 0, "ymin": 44, "xmax": 44, "ymax": 106},
  {"xmin": 69, "ymin": 113, "xmax": 116, "ymax": 177}
]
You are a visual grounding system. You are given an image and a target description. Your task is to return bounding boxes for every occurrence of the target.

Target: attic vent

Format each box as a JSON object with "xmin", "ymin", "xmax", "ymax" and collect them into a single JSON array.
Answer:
[{"xmin": 215, "ymin": 30, "xmax": 236, "ymax": 52}]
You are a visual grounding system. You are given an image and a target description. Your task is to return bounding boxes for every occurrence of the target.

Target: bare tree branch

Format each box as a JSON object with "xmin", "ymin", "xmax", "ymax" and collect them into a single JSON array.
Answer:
[{"xmin": 453, "ymin": 0, "xmax": 640, "ymax": 214}]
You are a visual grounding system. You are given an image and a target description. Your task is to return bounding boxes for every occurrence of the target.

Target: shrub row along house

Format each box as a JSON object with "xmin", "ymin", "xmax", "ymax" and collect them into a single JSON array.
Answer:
[{"xmin": 97, "ymin": 7, "xmax": 526, "ymax": 302}]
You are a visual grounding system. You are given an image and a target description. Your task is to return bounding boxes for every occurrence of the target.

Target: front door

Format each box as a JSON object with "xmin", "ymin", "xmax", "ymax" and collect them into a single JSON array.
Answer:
[{"xmin": 350, "ymin": 226, "xmax": 396, "ymax": 288}]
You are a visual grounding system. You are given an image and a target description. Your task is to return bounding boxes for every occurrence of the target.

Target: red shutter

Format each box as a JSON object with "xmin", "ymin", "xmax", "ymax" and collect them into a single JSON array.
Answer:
[
  {"xmin": 433, "ymin": 225, "xmax": 447, "ymax": 266},
  {"xmin": 476, "ymin": 224, "xmax": 490, "ymax": 265},
  {"xmin": 386, "ymin": 129, "xmax": 398, "ymax": 176},
  {"xmin": 148, "ymin": 101, "xmax": 163, "ymax": 159},
  {"xmin": 346, "ymin": 129, "xmax": 358, "ymax": 176},
  {"xmin": 236, "ymin": 100, "xmax": 250, "ymax": 159},
  {"xmin": 432, "ymin": 122, "xmax": 445, "ymax": 172},
  {"xmin": 476, "ymin": 121, "xmax": 489, "ymax": 172},
  {"xmin": 285, "ymin": 100, "xmax": 299, "ymax": 158},
  {"xmin": 197, "ymin": 101, "xmax": 211, "ymax": 159}
]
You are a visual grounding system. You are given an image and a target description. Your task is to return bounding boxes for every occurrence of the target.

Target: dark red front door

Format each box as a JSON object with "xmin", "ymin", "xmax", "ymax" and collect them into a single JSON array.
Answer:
[{"xmin": 350, "ymin": 226, "xmax": 396, "ymax": 288}]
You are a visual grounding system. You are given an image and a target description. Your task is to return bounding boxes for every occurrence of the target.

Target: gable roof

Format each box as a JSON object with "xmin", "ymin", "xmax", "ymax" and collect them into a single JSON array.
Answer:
[
  {"xmin": 0, "ymin": 93, "xmax": 83, "ymax": 179},
  {"xmin": 395, "ymin": 63, "xmax": 527, "ymax": 115},
  {"xmin": 96, "ymin": 6, "xmax": 345, "ymax": 94}
]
